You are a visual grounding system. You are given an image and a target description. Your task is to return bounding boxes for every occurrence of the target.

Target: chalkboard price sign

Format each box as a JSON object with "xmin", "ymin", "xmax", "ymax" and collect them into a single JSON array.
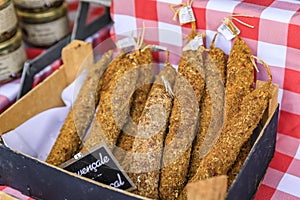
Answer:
[{"xmin": 62, "ymin": 143, "xmax": 135, "ymax": 191}]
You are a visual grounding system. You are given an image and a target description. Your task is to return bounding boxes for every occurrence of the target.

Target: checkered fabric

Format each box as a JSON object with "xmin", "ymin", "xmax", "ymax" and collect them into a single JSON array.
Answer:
[
  {"xmin": 110, "ymin": 0, "xmax": 300, "ymax": 199},
  {"xmin": 0, "ymin": 186, "xmax": 35, "ymax": 200},
  {"xmin": 0, "ymin": 0, "xmax": 107, "ymax": 113}
]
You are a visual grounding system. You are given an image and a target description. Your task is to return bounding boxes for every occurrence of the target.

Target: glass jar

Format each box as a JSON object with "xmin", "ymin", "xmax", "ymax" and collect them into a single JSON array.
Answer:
[
  {"xmin": 16, "ymin": 2, "xmax": 70, "ymax": 48},
  {"xmin": 13, "ymin": 0, "xmax": 63, "ymax": 12},
  {"xmin": 0, "ymin": 0, "xmax": 18, "ymax": 43},
  {"xmin": 0, "ymin": 29, "xmax": 27, "ymax": 83}
]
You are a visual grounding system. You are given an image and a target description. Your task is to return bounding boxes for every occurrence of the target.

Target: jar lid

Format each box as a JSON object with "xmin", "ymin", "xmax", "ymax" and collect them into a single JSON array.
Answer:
[
  {"xmin": 0, "ymin": 29, "xmax": 22, "ymax": 52},
  {"xmin": 16, "ymin": 2, "xmax": 67, "ymax": 23}
]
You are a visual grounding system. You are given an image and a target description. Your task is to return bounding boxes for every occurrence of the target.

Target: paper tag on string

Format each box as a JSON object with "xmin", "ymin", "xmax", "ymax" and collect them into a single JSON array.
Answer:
[
  {"xmin": 179, "ymin": 6, "xmax": 196, "ymax": 25},
  {"xmin": 183, "ymin": 34, "xmax": 203, "ymax": 51},
  {"xmin": 116, "ymin": 37, "xmax": 136, "ymax": 49},
  {"xmin": 217, "ymin": 22, "xmax": 240, "ymax": 41}
]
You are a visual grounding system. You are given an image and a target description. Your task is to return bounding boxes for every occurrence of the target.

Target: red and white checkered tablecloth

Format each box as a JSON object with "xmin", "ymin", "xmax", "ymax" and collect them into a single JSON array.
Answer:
[
  {"xmin": 0, "ymin": 186, "xmax": 35, "ymax": 200},
  {"xmin": 110, "ymin": 0, "xmax": 300, "ymax": 199}
]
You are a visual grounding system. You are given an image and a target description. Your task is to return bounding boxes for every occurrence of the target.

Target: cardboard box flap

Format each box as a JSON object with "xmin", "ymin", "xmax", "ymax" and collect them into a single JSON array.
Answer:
[
  {"xmin": 62, "ymin": 40, "xmax": 94, "ymax": 85},
  {"xmin": 187, "ymin": 176, "xmax": 228, "ymax": 200}
]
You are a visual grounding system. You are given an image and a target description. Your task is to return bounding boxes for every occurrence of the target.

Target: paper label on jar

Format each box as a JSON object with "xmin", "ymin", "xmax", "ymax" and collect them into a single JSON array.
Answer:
[
  {"xmin": 13, "ymin": 0, "xmax": 59, "ymax": 8},
  {"xmin": 20, "ymin": 16, "xmax": 70, "ymax": 47},
  {"xmin": 217, "ymin": 22, "xmax": 240, "ymax": 41},
  {"xmin": 0, "ymin": 2, "xmax": 17, "ymax": 34},
  {"xmin": 0, "ymin": 43, "xmax": 27, "ymax": 81},
  {"xmin": 179, "ymin": 6, "xmax": 196, "ymax": 25},
  {"xmin": 183, "ymin": 34, "xmax": 203, "ymax": 51}
]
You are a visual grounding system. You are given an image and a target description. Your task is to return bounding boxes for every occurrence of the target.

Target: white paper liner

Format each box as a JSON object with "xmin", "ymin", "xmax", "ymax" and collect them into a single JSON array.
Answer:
[{"xmin": 2, "ymin": 71, "xmax": 87, "ymax": 161}]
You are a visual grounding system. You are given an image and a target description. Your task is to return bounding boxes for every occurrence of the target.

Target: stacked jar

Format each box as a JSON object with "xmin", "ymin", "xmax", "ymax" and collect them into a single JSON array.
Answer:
[
  {"xmin": 0, "ymin": 0, "xmax": 27, "ymax": 83},
  {"xmin": 14, "ymin": 0, "xmax": 70, "ymax": 48}
]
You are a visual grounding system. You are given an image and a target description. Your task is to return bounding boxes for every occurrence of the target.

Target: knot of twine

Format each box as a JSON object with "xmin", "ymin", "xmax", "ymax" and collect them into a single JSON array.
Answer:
[{"xmin": 170, "ymin": 0, "xmax": 194, "ymax": 21}]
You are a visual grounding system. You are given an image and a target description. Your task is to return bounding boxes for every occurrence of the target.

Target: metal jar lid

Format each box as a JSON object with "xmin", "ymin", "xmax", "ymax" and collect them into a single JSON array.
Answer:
[
  {"xmin": 0, "ymin": 29, "xmax": 22, "ymax": 55},
  {"xmin": 16, "ymin": 2, "xmax": 67, "ymax": 24}
]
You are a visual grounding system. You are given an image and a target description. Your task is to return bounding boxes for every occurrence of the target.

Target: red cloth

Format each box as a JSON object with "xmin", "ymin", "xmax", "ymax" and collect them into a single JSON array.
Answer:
[{"xmin": 0, "ymin": 186, "xmax": 35, "ymax": 200}]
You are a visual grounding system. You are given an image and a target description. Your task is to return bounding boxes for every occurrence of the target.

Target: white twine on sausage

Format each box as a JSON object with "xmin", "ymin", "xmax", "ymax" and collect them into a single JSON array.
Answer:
[
  {"xmin": 250, "ymin": 56, "xmax": 260, "ymax": 73},
  {"xmin": 250, "ymin": 55, "xmax": 273, "ymax": 82},
  {"xmin": 135, "ymin": 21, "xmax": 146, "ymax": 50},
  {"xmin": 161, "ymin": 76, "xmax": 174, "ymax": 98}
]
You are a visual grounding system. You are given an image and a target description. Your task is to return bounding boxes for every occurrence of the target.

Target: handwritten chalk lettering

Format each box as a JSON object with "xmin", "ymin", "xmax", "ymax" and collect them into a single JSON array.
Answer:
[
  {"xmin": 110, "ymin": 173, "xmax": 125, "ymax": 188},
  {"xmin": 76, "ymin": 153, "xmax": 110, "ymax": 176},
  {"xmin": 63, "ymin": 144, "xmax": 135, "ymax": 191}
]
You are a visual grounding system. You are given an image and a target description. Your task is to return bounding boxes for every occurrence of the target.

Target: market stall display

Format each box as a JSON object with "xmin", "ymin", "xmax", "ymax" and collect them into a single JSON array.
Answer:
[{"xmin": 0, "ymin": 0, "xmax": 299, "ymax": 199}]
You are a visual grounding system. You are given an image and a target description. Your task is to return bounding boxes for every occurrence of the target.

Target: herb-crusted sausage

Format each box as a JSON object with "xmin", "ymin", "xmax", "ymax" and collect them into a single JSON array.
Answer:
[
  {"xmin": 159, "ymin": 48, "xmax": 205, "ymax": 200},
  {"xmin": 46, "ymin": 51, "xmax": 113, "ymax": 166}
]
